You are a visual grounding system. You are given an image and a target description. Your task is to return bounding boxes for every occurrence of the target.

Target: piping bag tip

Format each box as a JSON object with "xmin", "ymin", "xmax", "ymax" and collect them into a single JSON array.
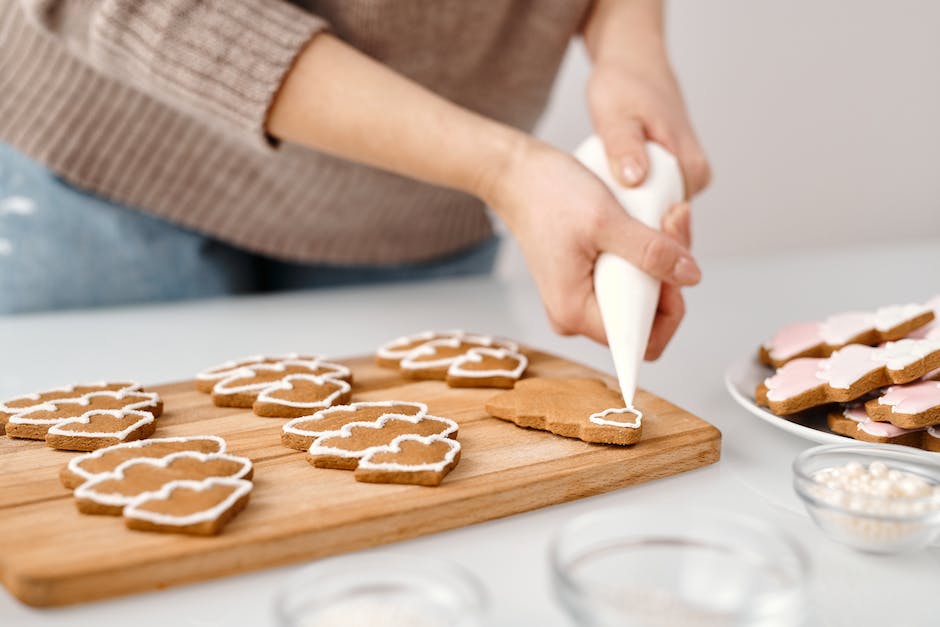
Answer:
[{"xmin": 575, "ymin": 136, "xmax": 684, "ymax": 413}]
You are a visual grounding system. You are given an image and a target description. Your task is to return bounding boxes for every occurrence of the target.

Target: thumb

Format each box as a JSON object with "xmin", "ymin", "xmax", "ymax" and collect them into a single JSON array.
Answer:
[
  {"xmin": 597, "ymin": 116, "xmax": 649, "ymax": 188},
  {"xmin": 596, "ymin": 209, "xmax": 701, "ymax": 286}
]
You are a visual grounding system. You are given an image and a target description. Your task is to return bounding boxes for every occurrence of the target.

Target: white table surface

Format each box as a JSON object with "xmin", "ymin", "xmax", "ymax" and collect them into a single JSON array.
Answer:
[{"xmin": 2, "ymin": 240, "xmax": 938, "ymax": 626}]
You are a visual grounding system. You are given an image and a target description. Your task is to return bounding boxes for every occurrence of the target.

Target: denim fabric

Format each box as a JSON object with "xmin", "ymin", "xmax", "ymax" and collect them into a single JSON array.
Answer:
[{"xmin": 0, "ymin": 143, "xmax": 498, "ymax": 314}]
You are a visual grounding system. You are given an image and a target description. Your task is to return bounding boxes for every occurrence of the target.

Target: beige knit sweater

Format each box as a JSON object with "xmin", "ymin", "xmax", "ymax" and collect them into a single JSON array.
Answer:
[{"xmin": 1, "ymin": 1, "xmax": 590, "ymax": 264}]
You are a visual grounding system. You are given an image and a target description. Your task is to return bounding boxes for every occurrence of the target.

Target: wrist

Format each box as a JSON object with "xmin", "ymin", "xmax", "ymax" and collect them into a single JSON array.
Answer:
[{"xmin": 470, "ymin": 126, "xmax": 534, "ymax": 209}]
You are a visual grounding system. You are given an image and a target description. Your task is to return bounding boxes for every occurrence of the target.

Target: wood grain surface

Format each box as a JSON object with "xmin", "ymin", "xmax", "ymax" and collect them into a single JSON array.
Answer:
[{"xmin": 0, "ymin": 350, "xmax": 721, "ymax": 607}]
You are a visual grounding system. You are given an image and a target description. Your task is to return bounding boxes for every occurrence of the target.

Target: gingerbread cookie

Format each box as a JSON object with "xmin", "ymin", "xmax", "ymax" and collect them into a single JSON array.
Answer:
[
  {"xmin": 74, "ymin": 451, "xmax": 253, "ymax": 515},
  {"xmin": 485, "ymin": 378, "xmax": 642, "ymax": 445},
  {"xmin": 446, "ymin": 347, "xmax": 528, "ymax": 389},
  {"xmin": 61, "ymin": 435, "xmax": 227, "ymax": 489},
  {"xmin": 252, "ymin": 374, "xmax": 352, "ymax": 418},
  {"xmin": 0, "ymin": 382, "xmax": 142, "ymax": 436},
  {"xmin": 307, "ymin": 413, "xmax": 458, "ymax": 470},
  {"xmin": 865, "ymin": 380, "xmax": 940, "ymax": 429},
  {"xmin": 399, "ymin": 335, "xmax": 519, "ymax": 380},
  {"xmin": 195, "ymin": 354, "xmax": 320, "ymax": 392},
  {"xmin": 827, "ymin": 405, "xmax": 924, "ymax": 447},
  {"xmin": 355, "ymin": 434, "xmax": 461, "ymax": 486},
  {"xmin": 760, "ymin": 301, "xmax": 935, "ymax": 368},
  {"xmin": 923, "ymin": 426, "xmax": 940, "ymax": 452},
  {"xmin": 375, "ymin": 331, "xmax": 464, "ymax": 368},
  {"xmin": 282, "ymin": 401, "xmax": 427, "ymax": 451},
  {"xmin": 46, "ymin": 409, "xmax": 157, "ymax": 451},
  {"xmin": 5, "ymin": 389, "xmax": 162, "ymax": 441},
  {"xmin": 210, "ymin": 358, "xmax": 351, "ymax": 410},
  {"xmin": 756, "ymin": 338, "xmax": 940, "ymax": 415},
  {"xmin": 123, "ymin": 477, "xmax": 252, "ymax": 536}
]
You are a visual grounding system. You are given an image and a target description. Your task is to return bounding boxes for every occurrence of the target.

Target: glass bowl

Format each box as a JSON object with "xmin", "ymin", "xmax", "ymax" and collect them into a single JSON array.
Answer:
[
  {"xmin": 793, "ymin": 443, "xmax": 940, "ymax": 554},
  {"xmin": 550, "ymin": 506, "xmax": 810, "ymax": 627},
  {"xmin": 273, "ymin": 553, "xmax": 487, "ymax": 627}
]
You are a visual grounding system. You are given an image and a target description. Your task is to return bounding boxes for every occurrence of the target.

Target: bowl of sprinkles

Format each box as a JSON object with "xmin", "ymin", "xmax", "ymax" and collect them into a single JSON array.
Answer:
[{"xmin": 794, "ymin": 443, "xmax": 940, "ymax": 553}]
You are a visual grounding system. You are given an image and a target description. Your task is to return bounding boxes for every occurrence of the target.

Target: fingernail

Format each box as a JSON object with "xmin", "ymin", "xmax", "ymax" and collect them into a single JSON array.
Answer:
[
  {"xmin": 673, "ymin": 256, "xmax": 701, "ymax": 284},
  {"xmin": 621, "ymin": 158, "xmax": 642, "ymax": 186}
]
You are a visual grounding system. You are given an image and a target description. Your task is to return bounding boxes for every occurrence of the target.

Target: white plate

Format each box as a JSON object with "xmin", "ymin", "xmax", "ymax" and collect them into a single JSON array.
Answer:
[{"xmin": 724, "ymin": 352, "xmax": 850, "ymax": 445}]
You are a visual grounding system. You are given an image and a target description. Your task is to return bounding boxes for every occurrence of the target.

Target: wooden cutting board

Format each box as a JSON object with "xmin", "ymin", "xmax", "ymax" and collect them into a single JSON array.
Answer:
[{"xmin": 0, "ymin": 349, "xmax": 721, "ymax": 607}]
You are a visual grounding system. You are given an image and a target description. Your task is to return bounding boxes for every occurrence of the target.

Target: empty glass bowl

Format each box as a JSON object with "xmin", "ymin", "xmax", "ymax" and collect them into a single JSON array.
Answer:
[
  {"xmin": 550, "ymin": 506, "xmax": 810, "ymax": 627},
  {"xmin": 793, "ymin": 443, "xmax": 940, "ymax": 553},
  {"xmin": 274, "ymin": 553, "xmax": 487, "ymax": 627}
]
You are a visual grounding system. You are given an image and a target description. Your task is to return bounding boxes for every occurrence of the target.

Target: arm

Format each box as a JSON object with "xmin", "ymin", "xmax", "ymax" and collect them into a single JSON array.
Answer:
[{"xmin": 268, "ymin": 34, "xmax": 701, "ymax": 352}]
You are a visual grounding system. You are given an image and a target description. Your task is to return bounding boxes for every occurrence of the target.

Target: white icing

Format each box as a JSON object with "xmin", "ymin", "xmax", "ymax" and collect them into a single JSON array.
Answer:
[
  {"xmin": 308, "ymin": 413, "xmax": 459, "ymax": 461},
  {"xmin": 878, "ymin": 338, "xmax": 940, "ymax": 371},
  {"xmin": 255, "ymin": 374, "xmax": 351, "ymax": 409},
  {"xmin": 212, "ymin": 358, "xmax": 349, "ymax": 395},
  {"xmin": 66, "ymin": 435, "xmax": 227, "ymax": 485},
  {"xmin": 74, "ymin": 450, "xmax": 252, "ymax": 507},
  {"xmin": 0, "ymin": 381, "xmax": 141, "ymax": 415},
  {"xmin": 375, "ymin": 330, "xmax": 465, "ymax": 361},
  {"xmin": 819, "ymin": 312, "xmax": 876, "ymax": 345},
  {"xmin": 46, "ymin": 409, "xmax": 154, "ymax": 440},
  {"xmin": 123, "ymin": 477, "xmax": 253, "ymax": 527},
  {"xmin": 446, "ymin": 347, "xmax": 527, "ymax": 380},
  {"xmin": 283, "ymin": 401, "xmax": 428, "ymax": 439},
  {"xmin": 588, "ymin": 406, "xmax": 643, "ymax": 429},
  {"xmin": 357, "ymin": 434, "xmax": 461, "ymax": 473},
  {"xmin": 399, "ymin": 336, "xmax": 518, "ymax": 371},
  {"xmin": 928, "ymin": 425, "xmax": 940, "ymax": 439},
  {"xmin": 196, "ymin": 354, "xmax": 316, "ymax": 382},
  {"xmin": 8, "ymin": 390, "xmax": 160, "ymax": 426},
  {"xmin": 874, "ymin": 303, "xmax": 931, "ymax": 332}
]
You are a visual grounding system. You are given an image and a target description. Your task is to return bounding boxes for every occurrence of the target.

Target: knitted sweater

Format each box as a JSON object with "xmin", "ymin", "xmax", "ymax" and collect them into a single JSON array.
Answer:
[{"xmin": 1, "ymin": 0, "xmax": 590, "ymax": 263}]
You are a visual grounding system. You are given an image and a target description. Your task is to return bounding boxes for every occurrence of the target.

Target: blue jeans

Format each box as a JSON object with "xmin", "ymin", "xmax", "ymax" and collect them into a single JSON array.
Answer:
[{"xmin": 0, "ymin": 143, "xmax": 498, "ymax": 314}]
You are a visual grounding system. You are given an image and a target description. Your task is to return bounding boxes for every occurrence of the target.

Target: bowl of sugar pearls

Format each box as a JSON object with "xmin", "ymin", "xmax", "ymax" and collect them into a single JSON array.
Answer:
[{"xmin": 793, "ymin": 444, "xmax": 940, "ymax": 553}]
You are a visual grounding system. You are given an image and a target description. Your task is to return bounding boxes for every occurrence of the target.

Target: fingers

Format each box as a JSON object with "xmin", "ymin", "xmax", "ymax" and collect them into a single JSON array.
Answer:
[
  {"xmin": 645, "ymin": 283, "xmax": 686, "ymax": 360},
  {"xmin": 662, "ymin": 201, "xmax": 692, "ymax": 248},
  {"xmin": 678, "ymin": 141, "xmax": 712, "ymax": 197},
  {"xmin": 597, "ymin": 116, "xmax": 649, "ymax": 188},
  {"xmin": 594, "ymin": 207, "xmax": 701, "ymax": 286},
  {"xmin": 545, "ymin": 288, "xmax": 609, "ymax": 346}
]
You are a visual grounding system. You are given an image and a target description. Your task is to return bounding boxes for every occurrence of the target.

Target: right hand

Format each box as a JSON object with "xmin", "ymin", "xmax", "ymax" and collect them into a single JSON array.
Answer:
[{"xmin": 482, "ymin": 138, "xmax": 701, "ymax": 352}]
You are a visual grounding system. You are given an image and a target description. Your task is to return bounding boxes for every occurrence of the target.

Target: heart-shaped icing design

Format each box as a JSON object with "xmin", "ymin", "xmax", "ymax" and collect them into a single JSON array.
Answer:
[
  {"xmin": 485, "ymin": 378, "xmax": 642, "ymax": 445},
  {"xmin": 62, "ymin": 435, "xmax": 227, "ymax": 489},
  {"xmin": 123, "ymin": 477, "xmax": 253, "ymax": 536},
  {"xmin": 446, "ymin": 347, "xmax": 528, "ymax": 389},
  {"xmin": 45, "ymin": 409, "xmax": 157, "ymax": 451},
  {"xmin": 75, "ymin": 451, "xmax": 253, "ymax": 515},
  {"xmin": 253, "ymin": 374, "xmax": 352, "ymax": 418},
  {"xmin": 355, "ymin": 434, "xmax": 462, "ymax": 486},
  {"xmin": 282, "ymin": 401, "xmax": 427, "ymax": 451}
]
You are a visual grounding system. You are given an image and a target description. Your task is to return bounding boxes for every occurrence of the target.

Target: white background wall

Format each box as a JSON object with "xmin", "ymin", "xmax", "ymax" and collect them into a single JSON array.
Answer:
[{"xmin": 498, "ymin": 0, "xmax": 940, "ymax": 277}]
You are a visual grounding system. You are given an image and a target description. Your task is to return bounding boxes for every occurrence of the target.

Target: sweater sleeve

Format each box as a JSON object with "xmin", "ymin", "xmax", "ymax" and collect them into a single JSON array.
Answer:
[{"xmin": 18, "ymin": 0, "xmax": 328, "ymax": 147}]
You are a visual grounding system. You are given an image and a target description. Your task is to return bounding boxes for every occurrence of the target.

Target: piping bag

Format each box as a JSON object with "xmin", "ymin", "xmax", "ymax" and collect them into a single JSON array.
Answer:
[{"xmin": 574, "ymin": 136, "xmax": 684, "ymax": 418}]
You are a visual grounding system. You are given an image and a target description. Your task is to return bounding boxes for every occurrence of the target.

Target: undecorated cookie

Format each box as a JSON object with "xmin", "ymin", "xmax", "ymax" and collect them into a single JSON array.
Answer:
[
  {"xmin": 282, "ymin": 401, "xmax": 427, "ymax": 451},
  {"xmin": 355, "ymin": 434, "xmax": 461, "ymax": 486},
  {"xmin": 74, "ymin": 451, "xmax": 253, "ymax": 515},
  {"xmin": 123, "ymin": 477, "xmax": 252, "ymax": 536},
  {"xmin": 446, "ymin": 347, "xmax": 528, "ymax": 389},
  {"xmin": 4, "ymin": 388, "xmax": 160, "ymax": 441},
  {"xmin": 760, "ymin": 301, "xmax": 935, "ymax": 368},
  {"xmin": 756, "ymin": 338, "xmax": 940, "ymax": 415},
  {"xmin": 61, "ymin": 435, "xmax": 227, "ymax": 489},
  {"xmin": 865, "ymin": 380, "xmax": 940, "ymax": 429},
  {"xmin": 485, "ymin": 378, "xmax": 642, "ymax": 445}
]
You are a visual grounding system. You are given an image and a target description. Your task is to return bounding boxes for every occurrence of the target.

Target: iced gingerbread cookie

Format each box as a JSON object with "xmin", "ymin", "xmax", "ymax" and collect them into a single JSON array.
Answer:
[
  {"xmin": 74, "ymin": 451, "xmax": 253, "ymax": 515},
  {"xmin": 123, "ymin": 477, "xmax": 253, "ymax": 536},
  {"xmin": 354, "ymin": 434, "xmax": 461, "ymax": 486},
  {"xmin": 46, "ymin": 409, "xmax": 158, "ymax": 451},
  {"xmin": 307, "ymin": 413, "xmax": 459, "ymax": 471},
  {"xmin": 827, "ymin": 405, "xmax": 924, "ymax": 447},
  {"xmin": 760, "ymin": 300, "xmax": 935, "ymax": 368},
  {"xmin": 61, "ymin": 435, "xmax": 226, "ymax": 489},
  {"xmin": 923, "ymin": 426, "xmax": 940, "ymax": 453},
  {"xmin": 195, "ymin": 354, "xmax": 321, "ymax": 392},
  {"xmin": 446, "ymin": 347, "xmax": 528, "ymax": 389},
  {"xmin": 399, "ymin": 336, "xmax": 518, "ymax": 380},
  {"xmin": 0, "ymin": 382, "xmax": 142, "ymax": 436},
  {"xmin": 865, "ymin": 380, "xmax": 940, "ymax": 429},
  {"xmin": 375, "ymin": 331, "xmax": 464, "ymax": 368},
  {"xmin": 485, "ymin": 378, "xmax": 642, "ymax": 446},
  {"xmin": 282, "ymin": 401, "xmax": 427, "ymax": 451},
  {"xmin": 756, "ymin": 338, "xmax": 940, "ymax": 415},
  {"xmin": 209, "ymin": 358, "xmax": 351, "ymax": 415},
  {"xmin": 5, "ymin": 389, "xmax": 162, "ymax": 441}
]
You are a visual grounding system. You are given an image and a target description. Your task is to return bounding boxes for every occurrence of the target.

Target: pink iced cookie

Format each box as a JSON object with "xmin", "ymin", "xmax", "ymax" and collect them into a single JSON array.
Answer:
[
  {"xmin": 866, "ymin": 380, "xmax": 940, "ymax": 429},
  {"xmin": 827, "ymin": 404, "xmax": 924, "ymax": 447}
]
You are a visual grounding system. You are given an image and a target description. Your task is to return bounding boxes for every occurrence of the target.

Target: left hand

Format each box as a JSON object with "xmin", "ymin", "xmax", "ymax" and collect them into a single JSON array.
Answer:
[{"xmin": 587, "ymin": 59, "xmax": 711, "ymax": 195}]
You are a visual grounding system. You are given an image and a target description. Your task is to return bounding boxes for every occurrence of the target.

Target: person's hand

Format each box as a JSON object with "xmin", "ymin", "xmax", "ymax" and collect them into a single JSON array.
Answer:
[
  {"xmin": 483, "ymin": 139, "xmax": 701, "ymax": 353},
  {"xmin": 588, "ymin": 59, "xmax": 711, "ymax": 195}
]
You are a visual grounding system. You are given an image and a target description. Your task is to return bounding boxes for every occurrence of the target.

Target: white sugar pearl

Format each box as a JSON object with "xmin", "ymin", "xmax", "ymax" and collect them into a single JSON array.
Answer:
[
  {"xmin": 844, "ymin": 461, "xmax": 864, "ymax": 477},
  {"xmin": 869, "ymin": 461, "xmax": 888, "ymax": 477}
]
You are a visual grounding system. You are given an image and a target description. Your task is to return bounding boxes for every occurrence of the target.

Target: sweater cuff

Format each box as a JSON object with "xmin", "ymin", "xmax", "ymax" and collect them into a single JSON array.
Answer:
[{"xmin": 87, "ymin": 0, "xmax": 327, "ymax": 148}]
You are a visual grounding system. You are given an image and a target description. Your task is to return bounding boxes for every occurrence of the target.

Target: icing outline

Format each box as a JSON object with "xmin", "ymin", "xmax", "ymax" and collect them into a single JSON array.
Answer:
[
  {"xmin": 7, "ymin": 390, "xmax": 160, "ymax": 427},
  {"xmin": 46, "ymin": 409, "xmax": 155, "ymax": 441},
  {"xmin": 66, "ymin": 435, "xmax": 227, "ymax": 485},
  {"xmin": 447, "ymin": 347, "xmax": 527, "ymax": 380},
  {"xmin": 588, "ymin": 406, "xmax": 643, "ymax": 429},
  {"xmin": 399, "ymin": 335, "xmax": 519, "ymax": 371},
  {"xmin": 255, "ymin": 374, "xmax": 351, "ymax": 409},
  {"xmin": 283, "ymin": 401, "xmax": 428, "ymax": 439},
  {"xmin": 376, "ymin": 330, "xmax": 465, "ymax": 361},
  {"xmin": 123, "ymin": 477, "xmax": 253, "ymax": 528},
  {"xmin": 308, "ymin": 413, "xmax": 458, "ymax": 461},
  {"xmin": 357, "ymin": 433, "xmax": 461, "ymax": 473}
]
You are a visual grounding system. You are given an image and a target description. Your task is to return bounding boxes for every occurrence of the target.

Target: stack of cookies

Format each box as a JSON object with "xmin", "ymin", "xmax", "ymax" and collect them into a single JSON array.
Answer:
[{"xmin": 756, "ymin": 296, "xmax": 940, "ymax": 452}]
